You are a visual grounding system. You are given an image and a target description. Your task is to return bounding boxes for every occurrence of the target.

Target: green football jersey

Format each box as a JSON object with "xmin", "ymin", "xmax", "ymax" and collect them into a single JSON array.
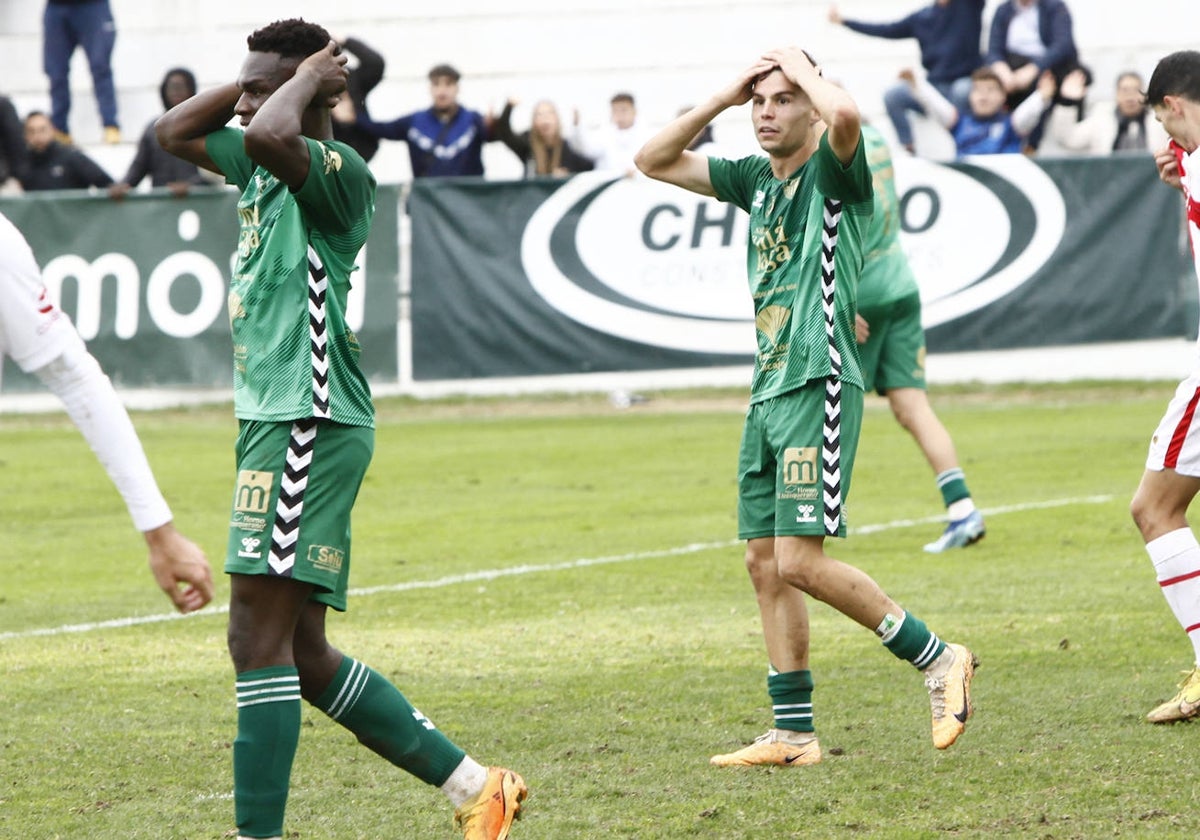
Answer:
[
  {"xmin": 858, "ymin": 125, "xmax": 920, "ymax": 308},
  {"xmin": 206, "ymin": 129, "xmax": 376, "ymax": 427},
  {"xmin": 709, "ymin": 132, "xmax": 874, "ymax": 403}
]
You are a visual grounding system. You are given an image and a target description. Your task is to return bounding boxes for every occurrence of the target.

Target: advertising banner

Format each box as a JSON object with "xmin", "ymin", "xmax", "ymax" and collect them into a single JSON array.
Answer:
[
  {"xmin": 409, "ymin": 155, "xmax": 1191, "ymax": 381},
  {"xmin": 0, "ymin": 185, "xmax": 401, "ymax": 393}
]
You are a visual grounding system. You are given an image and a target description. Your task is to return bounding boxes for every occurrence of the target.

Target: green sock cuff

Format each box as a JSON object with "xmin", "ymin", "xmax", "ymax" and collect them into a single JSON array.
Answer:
[
  {"xmin": 882, "ymin": 613, "xmax": 946, "ymax": 670},
  {"xmin": 936, "ymin": 469, "xmax": 971, "ymax": 506},
  {"xmin": 768, "ymin": 668, "xmax": 814, "ymax": 733}
]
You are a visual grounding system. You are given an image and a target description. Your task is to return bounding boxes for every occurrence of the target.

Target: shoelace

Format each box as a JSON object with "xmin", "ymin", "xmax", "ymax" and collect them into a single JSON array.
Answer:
[{"xmin": 925, "ymin": 674, "xmax": 947, "ymax": 719}]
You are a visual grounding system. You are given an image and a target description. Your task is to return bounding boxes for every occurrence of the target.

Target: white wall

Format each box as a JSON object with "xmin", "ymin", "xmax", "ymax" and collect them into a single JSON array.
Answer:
[{"xmin": 1, "ymin": 0, "xmax": 1196, "ymax": 182}]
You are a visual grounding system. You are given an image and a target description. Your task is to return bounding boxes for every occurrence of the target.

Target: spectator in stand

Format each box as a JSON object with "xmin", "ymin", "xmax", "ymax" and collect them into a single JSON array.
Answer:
[
  {"xmin": 109, "ymin": 68, "xmax": 209, "ymax": 199},
  {"xmin": 0, "ymin": 96, "xmax": 29, "ymax": 194},
  {"xmin": 331, "ymin": 36, "xmax": 385, "ymax": 163},
  {"xmin": 828, "ymin": 1, "xmax": 985, "ymax": 155},
  {"xmin": 572, "ymin": 92, "xmax": 651, "ymax": 176},
  {"xmin": 43, "ymin": 0, "xmax": 121, "ymax": 144},
  {"xmin": 357, "ymin": 62, "xmax": 493, "ymax": 178},
  {"xmin": 901, "ymin": 65, "xmax": 1056, "ymax": 157},
  {"xmin": 1045, "ymin": 69, "xmax": 1168, "ymax": 155},
  {"xmin": 494, "ymin": 98, "xmax": 593, "ymax": 177},
  {"xmin": 20, "ymin": 110, "xmax": 112, "ymax": 191},
  {"xmin": 986, "ymin": 0, "xmax": 1087, "ymax": 149}
]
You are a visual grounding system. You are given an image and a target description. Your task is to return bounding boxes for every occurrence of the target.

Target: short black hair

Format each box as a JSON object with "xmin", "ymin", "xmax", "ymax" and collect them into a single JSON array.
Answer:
[
  {"xmin": 611, "ymin": 92, "xmax": 635, "ymax": 106},
  {"xmin": 246, "ymin": 18, "xmax": 331, "ymax": 62},
  {"xmin": 1146, "ymin": 50, "xmax": 1200, "ymax": 107},
  {"xmin": 428, "ymin": 63, "xmax": 461, "ymax": 83}
]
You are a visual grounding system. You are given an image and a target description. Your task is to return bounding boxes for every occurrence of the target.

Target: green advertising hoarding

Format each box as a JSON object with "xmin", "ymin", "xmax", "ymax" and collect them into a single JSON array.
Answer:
[{"xmin": 0, "ymin": 185, "xmax": 400, "ymax": 393}]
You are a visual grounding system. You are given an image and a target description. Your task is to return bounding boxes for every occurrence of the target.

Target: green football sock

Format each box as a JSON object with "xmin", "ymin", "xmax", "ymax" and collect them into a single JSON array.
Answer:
[
  {"xmin": 233, "ymin": 666, "xmax": 302, "ymax": 839},
  {"xmin": 879, "ymin": 611, "xmax": 945, "ymax": 670},
  {"xmin": 935, "ymin": 468, "xmax": 971, "ymax": 507},
  {"xmin": 768, "ymin": 667, "xmax": 814, "ymax": 733},
  {"xmin": 314, "ymin": 656, "xmax": 466, "ymax": 786}
]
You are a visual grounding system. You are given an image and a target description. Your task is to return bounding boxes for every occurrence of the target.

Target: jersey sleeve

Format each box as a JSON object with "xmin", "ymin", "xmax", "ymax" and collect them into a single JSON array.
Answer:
[
  {"xmin": 293, "ymin": 138, "xmax": 375, "ymax": 235},
  {"xmin": 813, "ymin": 131, "xmax": 873, "ymax": 208},
  {"xmin": 204, "ymin": 127, "xmax": 256, "ymax": 190},
  {"xmin": 708, "ymin": 155, "xmax": 768, "ymax": 213}
]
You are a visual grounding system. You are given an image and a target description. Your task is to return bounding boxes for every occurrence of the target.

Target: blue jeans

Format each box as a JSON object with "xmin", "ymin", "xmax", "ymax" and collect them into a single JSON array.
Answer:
[
  {"xmin": 883, "ymin": 76, "xmax": 972, "ymax": 149},
  {"xmin": 42, "ymin": 0, "xmax": 118, "ymax": 133}
]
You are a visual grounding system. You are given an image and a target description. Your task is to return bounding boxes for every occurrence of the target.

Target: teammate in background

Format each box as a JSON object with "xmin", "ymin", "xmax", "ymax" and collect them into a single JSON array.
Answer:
[
  {"xmin": 856, "ymin": 124, "xmax": 985, "ymax": 553},
  {"xmin": 0, "ymin": 211, "xmax": 212, "ymax": 612},
  {"xmin": 155, "ymin": 19, "xmax": 526, "ymax": 840},
  {"xmin": 1132, "ymin": 49, "xmax": 1200, "ymax": 724},
  {"xmin": 635, "ymin": 47, "xmax": 977, "ymax": 767}
]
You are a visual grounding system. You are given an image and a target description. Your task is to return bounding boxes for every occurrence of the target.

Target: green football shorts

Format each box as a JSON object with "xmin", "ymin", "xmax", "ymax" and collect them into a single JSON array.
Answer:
[
  {"xmin": 857, "ymin": 290, "xmax": 927, "ymax": 395},
  {"xmin": 225, "ymin": 417, "xmax": 374, "ymax": 611},
  {"xmin": 737, "ymin": 379, "xmax": 863, "ymax": 540}
]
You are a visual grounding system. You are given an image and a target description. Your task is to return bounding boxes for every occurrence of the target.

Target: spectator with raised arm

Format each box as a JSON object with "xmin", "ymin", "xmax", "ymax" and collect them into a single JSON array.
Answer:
[
  {"xmin": 357, "ymin": 62, "xmax": 493, "ymax": 178},
  {"xmin": 493, "ymin": 98, "xmax": 593, "ymax": 177},
  {"xmin": 1045, "ymin": 69, "xmax": 1168, "ymax": 155},
  {"xmin": 828, "ymin": 1, "xmax": 984, "ymax": 155},
  {"xmin": 331, "ymin": 36, "xmax": 386, "ymax": 162},
  {"xmin": 901, "ymin": 65, "xmax": 1056, "ymax": 156}
]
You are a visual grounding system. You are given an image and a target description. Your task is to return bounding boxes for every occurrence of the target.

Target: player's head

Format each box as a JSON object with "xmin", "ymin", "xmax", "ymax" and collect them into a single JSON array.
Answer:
[
  {"xmin": 1147, "ymin": 51, "xmax": 1200, "ymax": 150},
  {"xmin": 750, "ymin": 51, "xmax": 820, "ymax": 158},
  {"xmin": 23, "ymin": 111, "xmax": 55, "ymax": 153},
  {"xmin": 968, "ymin": 67, "xmax": 1007, "ymax": 118},
  {"xmin": 235, "ymin": 18, "xmax": 332, "ymax": 123},
  {"xmin": 428, "ymin": 63, "xmax": 461, "ymax": 112},
  {"xmin": 160, "ymin": 67, "xmax": 197, "ymax": 110}
]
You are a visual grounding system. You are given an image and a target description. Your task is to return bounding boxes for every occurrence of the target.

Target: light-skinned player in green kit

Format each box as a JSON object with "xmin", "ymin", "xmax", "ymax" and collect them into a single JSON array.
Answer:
[
  {"xmin": 635, "ymin": 46, "xmax": 977, "ymax": 766},
  {"xmin": 156, "ymin": 18, "xmax": 525, "ymax": 840}
]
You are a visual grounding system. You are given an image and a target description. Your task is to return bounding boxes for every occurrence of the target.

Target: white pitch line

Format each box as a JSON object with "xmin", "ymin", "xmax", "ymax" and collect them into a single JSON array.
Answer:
[{"xmin": 0, "ymin": 494, "xmax": 1115, "ymax": 643}]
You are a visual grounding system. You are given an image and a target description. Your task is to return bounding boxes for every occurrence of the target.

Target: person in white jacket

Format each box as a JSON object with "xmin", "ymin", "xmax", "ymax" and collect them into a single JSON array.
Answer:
[{"xmin": 1046, "ymin": 69, "xmax": 1168, "ymax": 155}]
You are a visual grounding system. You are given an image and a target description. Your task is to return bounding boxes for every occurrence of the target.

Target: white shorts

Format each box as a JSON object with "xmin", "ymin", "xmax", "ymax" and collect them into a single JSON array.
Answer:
[
  {"xmin": 0, "ymin": 212, "xmax": 83, "ymax": 373},
  {"xmin": 1146, "ymin": 373, "xmax": 1200, "ymax": 477}
]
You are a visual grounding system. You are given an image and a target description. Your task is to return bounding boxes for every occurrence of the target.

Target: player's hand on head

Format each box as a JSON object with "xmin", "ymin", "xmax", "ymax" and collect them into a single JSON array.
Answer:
[{"xmin": 301, "ymin": 40, "xmax": 350, "ymax": 104}]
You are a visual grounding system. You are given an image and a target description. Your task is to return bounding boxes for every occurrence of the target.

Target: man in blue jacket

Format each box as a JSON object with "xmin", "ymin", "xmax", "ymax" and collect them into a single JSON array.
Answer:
[
  {"xmin": 829, "ymin": 0, "xmax": 984, "ymax": 154},
  {"xmin": 356, "ymin": 62, "xmax": 494, "ymax": 178}
]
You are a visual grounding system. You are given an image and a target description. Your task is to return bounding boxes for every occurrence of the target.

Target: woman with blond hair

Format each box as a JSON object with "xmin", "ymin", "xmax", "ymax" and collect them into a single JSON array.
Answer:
[{"xmin": 495, "ymin": 98, "xmax": 593, "ymax": 177}]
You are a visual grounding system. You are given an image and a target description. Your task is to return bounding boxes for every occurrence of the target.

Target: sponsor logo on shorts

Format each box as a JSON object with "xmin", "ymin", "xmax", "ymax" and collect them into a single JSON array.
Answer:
[
  {"xmin": 795, "ymin": 503, "xmax": 818, "ymax": 524},
  {"xmin": 780, "ymin": 447, "xmax": 820, "ymax": 502},
  {"xmin": 234, "ymin": 470, "xmax": 273, "ymax": 514},
  {"xmin": 230, "ymin": 511, "xmax": 267, "ymax": 533},
  {"xmin": 237, "ymin": 536, "xmax": 263, "ymax": 559},
  {"xmin": 308, "ymin": 545, "xmax": 345, "ymax": 574}
]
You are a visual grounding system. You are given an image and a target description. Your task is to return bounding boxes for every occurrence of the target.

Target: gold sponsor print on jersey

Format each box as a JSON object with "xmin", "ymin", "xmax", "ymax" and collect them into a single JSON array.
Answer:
[{"xmin": 308, "ymin": 545, "xmax": 345, "ymax": 574}]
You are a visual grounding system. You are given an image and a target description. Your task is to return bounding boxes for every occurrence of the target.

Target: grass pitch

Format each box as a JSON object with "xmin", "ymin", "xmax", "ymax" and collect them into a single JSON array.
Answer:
[{"xmin": 0, "ymin": 381, "xmax": 1196, "ymax": 839}]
